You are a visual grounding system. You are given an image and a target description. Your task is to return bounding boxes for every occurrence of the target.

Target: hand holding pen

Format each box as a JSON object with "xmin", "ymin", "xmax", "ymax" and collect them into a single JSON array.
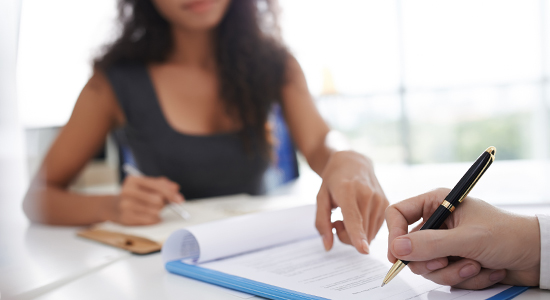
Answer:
[
  {"xmin": 111, "ymin": 164, "xmax": 190, "ymax": 226},
  {"xmin": 385, "ymin": 188, "xmax": 541, "ymax": 289},
  {"xmin": 383, "ymin": 147, "xmax": 542, "ymax": 289}
]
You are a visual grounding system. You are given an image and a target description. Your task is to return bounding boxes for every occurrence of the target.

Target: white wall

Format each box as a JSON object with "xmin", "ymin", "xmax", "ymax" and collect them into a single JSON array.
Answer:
[
  {"xmin": 0, "ymin": 0, "xmax": 24, "ymax": 160},
  {"xmin": 0, "ymin": 0, "xmax": 28, "ymax": 223},
  {"xmin": 16, "ymin": 0, "xmax": 118, "ymax": 128}
]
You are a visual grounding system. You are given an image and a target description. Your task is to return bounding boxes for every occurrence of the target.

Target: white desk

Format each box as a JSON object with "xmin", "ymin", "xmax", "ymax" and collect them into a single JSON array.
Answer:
[
  {"xmin": 2, "ymin": 161, "xmax": 550, "ymax": 299},
  {"xmin": 0, "ymin": 158, "xmax": 129, "ymax": 300},
  {"xmin": 21, "ymin": 204, "xmax": 550, "ymax": 300}
]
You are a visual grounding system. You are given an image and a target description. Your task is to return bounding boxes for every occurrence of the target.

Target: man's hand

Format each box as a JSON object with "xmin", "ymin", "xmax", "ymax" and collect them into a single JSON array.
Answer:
[{"xmin": 386, "ymin": 188, "xmax": 541, "ymax": 289}]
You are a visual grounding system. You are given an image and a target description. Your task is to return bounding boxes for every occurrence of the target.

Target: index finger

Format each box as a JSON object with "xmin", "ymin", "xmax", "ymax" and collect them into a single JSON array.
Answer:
[
  {"xmin": 315, "ymin": 184, "xmax": 334, "ymax": 251},
  {"xmin": 386, "ymin": 188, "xmax": 450, "ymax": 262},
  {"xmin": 337, "ymin": 188, "xmax": 369, "ymax": 254}
]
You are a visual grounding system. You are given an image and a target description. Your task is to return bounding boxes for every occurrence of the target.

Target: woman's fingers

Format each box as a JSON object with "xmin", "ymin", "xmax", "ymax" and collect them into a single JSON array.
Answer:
[
  {"xmin": 367, "ymin": 192, "xmax": 386, "ymax": 243},
  {"xmin": 337, "ymin": 186, "xmax": 370, "ymax": 254},
  {"xmin": 315, "ymin": 184, "xmax": 334, "ymax": 251},
  {"xmin": 122, "ymin": 188, "xmax": 164, "ymax": 209},
  {"xmin": 119, "ymin": 197, "xmax": 162, "ymax": 216},
  {"xmin": 331, "ymin": 185, "xmax": 388, "ymax": 253},
  {"xmin": 333, "ymin": 220, "xmax": 352, "ymax": 245},
  {"xmin": 126, "ymin": 175, "xmax": 183, "ymax": 203},
  {"xmin": 370, "ymin": 210, "xmax": 382, "ymax": 243},
  {"xmin": 357, "ymin": 186, "xmax": 374, "ymax": 244},
  {"xmin": 116, "ymin": 175, "xmax": 186, "ymax": 225},
  {"xmin": 324, "ymin": 186, "xmax": 385, "ymax": 254},
  {"xmin": 316, "ymin": 151, "xmax": 389, "ymax": 255}
]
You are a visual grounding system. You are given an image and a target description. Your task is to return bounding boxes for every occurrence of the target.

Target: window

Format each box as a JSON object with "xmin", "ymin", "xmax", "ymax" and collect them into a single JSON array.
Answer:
[
  {"xmin": 16, "ymin": 0, "xmax": 550, "ymax": 203},
  {"xmin": 17, "ymin": 0, "xmax": 117, "ymax": 128},
  {"xmin": 280, "ymin": 0, "xmax": 550, "ymax": 164}
]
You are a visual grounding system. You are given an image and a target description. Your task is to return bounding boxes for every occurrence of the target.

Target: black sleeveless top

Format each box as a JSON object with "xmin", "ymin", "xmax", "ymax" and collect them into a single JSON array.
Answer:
[{"xmin": 106, "ymin": 62, "xmax": 269, "ymax": 199}]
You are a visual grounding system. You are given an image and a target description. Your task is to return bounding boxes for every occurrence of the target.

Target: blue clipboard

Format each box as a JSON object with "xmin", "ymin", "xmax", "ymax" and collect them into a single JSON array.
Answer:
[
  {"xmin": 166, "ymin": 260, "xmax": 528, "ymax": 300},
  {"xmin": 487, "ymin": 286, "xmax": 529, "ymax": 300}
]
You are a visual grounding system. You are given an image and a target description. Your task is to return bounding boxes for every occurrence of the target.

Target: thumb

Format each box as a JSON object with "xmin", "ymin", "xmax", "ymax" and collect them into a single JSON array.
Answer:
[{"xmin": 390, "ymin": 228, "xmax": 472, "ymax": 262}]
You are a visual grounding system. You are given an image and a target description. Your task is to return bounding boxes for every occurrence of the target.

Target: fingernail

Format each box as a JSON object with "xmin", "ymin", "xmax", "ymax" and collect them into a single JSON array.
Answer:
[
  {"xmin": 426, "ymin": 260, "xmax": 444, "ymax": 271},
  {"xmin": 459, "ymin": 264, "xmax": 478, "ymax": 278},
  {"xmin": 322, "ymin": 234, "xmax": 330, "ymax": 251},
  {"xmin": 174, "ymin": 194, "xmax": 184, "ymax": 203},
  {"xmin": 362, "ymin": 240, "xmax": 370, "ymax": 254},
  {"xmin": 393, "ymin": 238, "xmax": 412, "ymax": 256},
  {"xmin": 489, "ymin": 270, "xmax": 506, "ymax": 282}
]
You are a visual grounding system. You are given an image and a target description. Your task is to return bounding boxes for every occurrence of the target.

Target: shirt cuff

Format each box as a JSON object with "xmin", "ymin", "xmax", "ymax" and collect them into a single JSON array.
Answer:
[{"xmin": 536, "ymin": 214, "xmax": 550, "ymax": 290}]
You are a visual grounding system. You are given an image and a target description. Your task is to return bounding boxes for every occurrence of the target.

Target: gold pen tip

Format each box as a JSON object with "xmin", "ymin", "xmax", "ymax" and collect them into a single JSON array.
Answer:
[
  {"xmin": 486, "ymin": 146, "xmax": 496, "ymax": 155},
  {"xmin": 382, "ymin": 260, "xmax": 407, "ymax": 286},
  {"xmin": 381, "ymin": 283, "xmax": 385, "ymax": 287}
]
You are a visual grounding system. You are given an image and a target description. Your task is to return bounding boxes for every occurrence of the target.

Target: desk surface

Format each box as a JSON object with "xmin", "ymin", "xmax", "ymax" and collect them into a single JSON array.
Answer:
[
  {"xmin": 19, "ymin": 204, "xmax": 550, "ymax": 300},
  {"xmin": 2, "ymin": 158, "xmax": 550, "ymax": 299},
  {"xmin": 0, "ymin": 157, "xmax": 129, "ymax": 300}
]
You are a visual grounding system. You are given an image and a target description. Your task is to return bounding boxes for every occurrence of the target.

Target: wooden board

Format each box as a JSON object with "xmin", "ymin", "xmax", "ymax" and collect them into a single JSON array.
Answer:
[{"xmin": 77, "ymin": 228, "xmax": 161, "ymax": 255}]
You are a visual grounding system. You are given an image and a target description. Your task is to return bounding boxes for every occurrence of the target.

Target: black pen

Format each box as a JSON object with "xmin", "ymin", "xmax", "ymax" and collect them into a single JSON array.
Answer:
[{"xmin": 381, "ymin": 146, "xmax": 496, "ymax": 287}]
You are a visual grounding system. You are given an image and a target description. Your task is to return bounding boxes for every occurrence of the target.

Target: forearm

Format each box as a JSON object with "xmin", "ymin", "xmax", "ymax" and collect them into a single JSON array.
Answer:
[
  {"xmin": 305, "ymin": 143, "xmax": 334, "ymax": 176},
  {"xmin": 304, "ymin": 130, "xmax": 352, "ymax": 176},
  {"xmin": 23, "ymin": 183, "xmax": 118, "ymax": 226}
]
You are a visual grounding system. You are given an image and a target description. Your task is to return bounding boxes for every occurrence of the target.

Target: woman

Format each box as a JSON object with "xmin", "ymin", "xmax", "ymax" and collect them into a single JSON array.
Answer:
[{"xmin": 23, "ymin": 0, "xmax": 388, "ymax": 255}]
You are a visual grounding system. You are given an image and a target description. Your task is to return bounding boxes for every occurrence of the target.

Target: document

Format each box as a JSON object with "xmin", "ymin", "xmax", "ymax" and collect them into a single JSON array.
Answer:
[
  {"xmin": 93, "ymin": 193, "xmax": 312, "ymax": 242},
  {"xmin": 162, "ymin": 204, "xmax": 319, "ymax": 263},
  {"xmin": 162, "ymin": 205, "xmax": 520, "ymax": 300},
  {"xmin": 202, "ymin": 238, "xmax": 511, "ymax": 300}
]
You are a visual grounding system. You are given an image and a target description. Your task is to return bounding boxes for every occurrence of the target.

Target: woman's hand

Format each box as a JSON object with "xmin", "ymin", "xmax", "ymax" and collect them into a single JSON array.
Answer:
[
  {"xmin": 386, "ymin": 188, "xmax": 541, "ymax": 289},
  {"xmin": 110, "ymin": 175, "xmax": 184, "ymax": 225},
  {"xmin": 315, "ymin": 150, "xmax": 389, "ymax": 254}
]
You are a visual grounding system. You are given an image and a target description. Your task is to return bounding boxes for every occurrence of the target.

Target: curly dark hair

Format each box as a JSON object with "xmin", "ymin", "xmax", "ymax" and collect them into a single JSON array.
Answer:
[{"xmin": 94, "ymin": 0, "xmax": 289, "ymax": 156}]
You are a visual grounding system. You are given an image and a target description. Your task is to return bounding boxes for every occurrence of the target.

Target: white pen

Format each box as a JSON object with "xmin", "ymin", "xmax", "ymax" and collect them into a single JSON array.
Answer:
[{"xmin": 122, "ymin": 163, "xmax": 191, "ymax": 220}]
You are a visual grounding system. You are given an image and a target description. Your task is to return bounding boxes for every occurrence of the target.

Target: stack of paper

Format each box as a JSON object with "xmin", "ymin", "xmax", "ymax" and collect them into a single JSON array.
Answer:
[{"xmin": 162, "ymin": 205, "xmax": 527, "ymax": 300}]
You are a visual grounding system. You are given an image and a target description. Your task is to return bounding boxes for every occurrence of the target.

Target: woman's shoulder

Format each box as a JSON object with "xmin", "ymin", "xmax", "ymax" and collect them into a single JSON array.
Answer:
[
  {"xmin": 93, "ymin": 60, "xmax": 152, "ymax": 121},
  {"xmin": 82, "ymin": 68, "xmax": 115, "ymax": 102},
  {"xmin": 285, "ymin": 54, "xmax": 301, "ymax": 73},
  {"xmin": 80, "ymin": 68, "xmax": 126, "ymax": 127},
  {"xmin": 283, "ymin": 54, "xmax": 307, "ymax": 85}
]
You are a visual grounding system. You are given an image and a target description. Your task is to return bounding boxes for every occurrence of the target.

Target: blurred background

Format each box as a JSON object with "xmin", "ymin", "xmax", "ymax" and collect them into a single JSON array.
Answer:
[{"xmin": 3, "ymin": 0, "xmax": 550, "ymax": 205}]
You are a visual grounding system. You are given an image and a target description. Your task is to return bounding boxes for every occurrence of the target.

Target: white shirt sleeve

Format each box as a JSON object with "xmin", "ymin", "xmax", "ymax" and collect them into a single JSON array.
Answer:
[{"xmin": 537, "ymin": 214, "xmax": 550, "ymax": 289}]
